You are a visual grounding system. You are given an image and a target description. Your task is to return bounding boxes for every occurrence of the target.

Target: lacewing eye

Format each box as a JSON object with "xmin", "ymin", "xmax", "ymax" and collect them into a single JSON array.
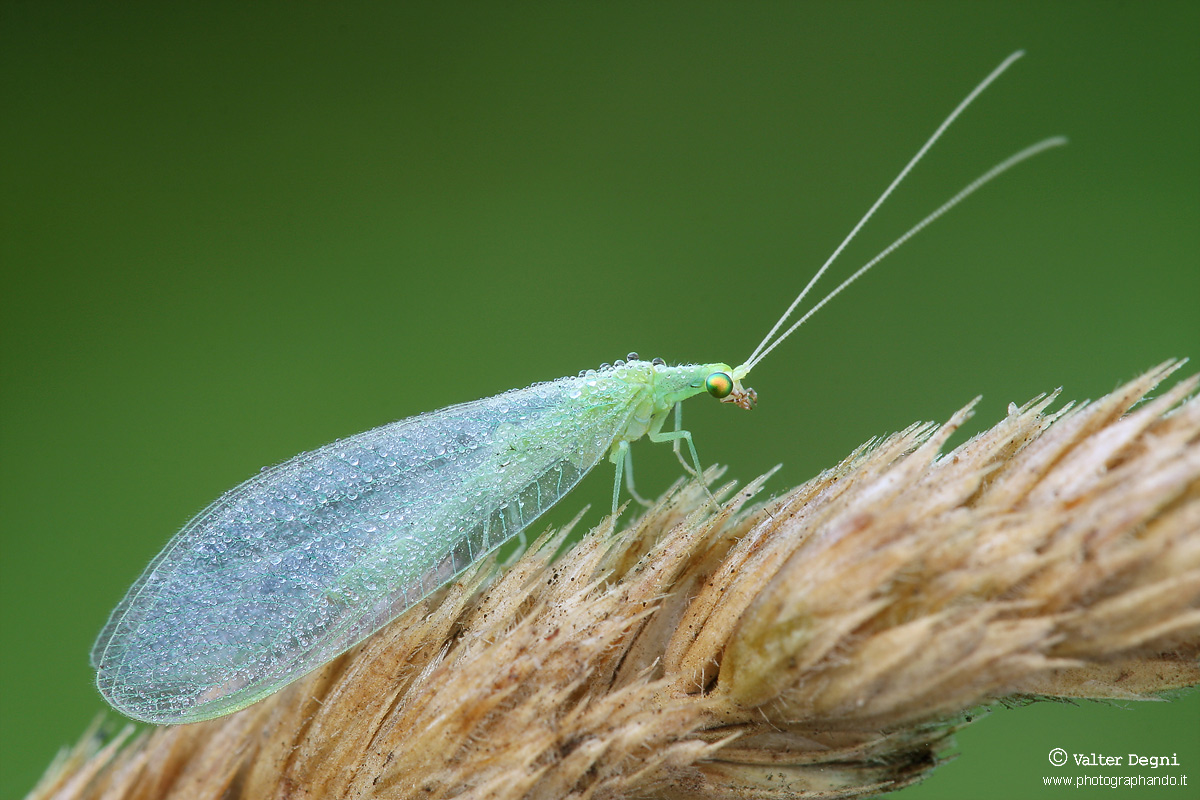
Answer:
[{"xmin": 704, "ymin": 372, "xmax": 734, "ymax": 399}]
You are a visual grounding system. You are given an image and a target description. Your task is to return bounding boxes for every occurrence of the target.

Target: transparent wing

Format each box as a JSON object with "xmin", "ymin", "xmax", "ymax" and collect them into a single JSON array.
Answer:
[{"xmin": 93, "ymin": 374, "xmax": 636, "ymax": 723}]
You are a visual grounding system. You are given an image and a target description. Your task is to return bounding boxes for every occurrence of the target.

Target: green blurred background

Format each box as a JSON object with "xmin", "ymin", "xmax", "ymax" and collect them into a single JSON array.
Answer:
[{"xmin": 2, "ymin": 3, "xmax": 1196, "ymax": 797}]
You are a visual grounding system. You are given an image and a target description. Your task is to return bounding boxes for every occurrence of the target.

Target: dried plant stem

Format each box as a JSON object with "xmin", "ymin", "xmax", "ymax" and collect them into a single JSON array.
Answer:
[{"xmin": 30, "ymin": 362, "xmax": 1200, "ymax": 800}]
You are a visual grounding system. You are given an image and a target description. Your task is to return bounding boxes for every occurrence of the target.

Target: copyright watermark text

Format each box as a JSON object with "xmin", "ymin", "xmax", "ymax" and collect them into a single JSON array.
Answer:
[{"xmin": 1042, "ymin": 748, "xmax": 1188, "ymax": 790}]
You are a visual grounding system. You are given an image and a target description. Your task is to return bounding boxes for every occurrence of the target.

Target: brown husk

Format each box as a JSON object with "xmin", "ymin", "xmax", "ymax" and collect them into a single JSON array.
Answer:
[{"xmin": 30, "ymin": 361, "xmax": 1200, "ymax": 799}]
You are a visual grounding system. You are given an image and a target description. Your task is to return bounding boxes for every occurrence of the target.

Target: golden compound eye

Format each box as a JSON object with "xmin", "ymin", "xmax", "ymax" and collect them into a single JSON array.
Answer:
[{"xmin": 704, "ymin": 372, "xmax": 733, "ymax": 399}]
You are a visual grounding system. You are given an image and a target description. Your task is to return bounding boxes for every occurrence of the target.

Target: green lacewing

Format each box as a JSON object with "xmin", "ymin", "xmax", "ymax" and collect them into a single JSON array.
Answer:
[{"xmin": 93, "ymin": 51, "xmax": 1064, "ymax": 724}]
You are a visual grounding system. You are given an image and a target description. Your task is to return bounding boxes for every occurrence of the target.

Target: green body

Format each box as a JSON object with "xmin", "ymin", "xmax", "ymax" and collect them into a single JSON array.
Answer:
[{"xmin": 91, "ymin": 357, "xmax": 744, "ymax": 724}]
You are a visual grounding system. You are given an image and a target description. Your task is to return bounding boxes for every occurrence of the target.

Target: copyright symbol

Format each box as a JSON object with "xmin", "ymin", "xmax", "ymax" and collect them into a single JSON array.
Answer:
[{"xmin": 1048, "ymin": 748, "xmax": 1068, "ymax": 767}]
